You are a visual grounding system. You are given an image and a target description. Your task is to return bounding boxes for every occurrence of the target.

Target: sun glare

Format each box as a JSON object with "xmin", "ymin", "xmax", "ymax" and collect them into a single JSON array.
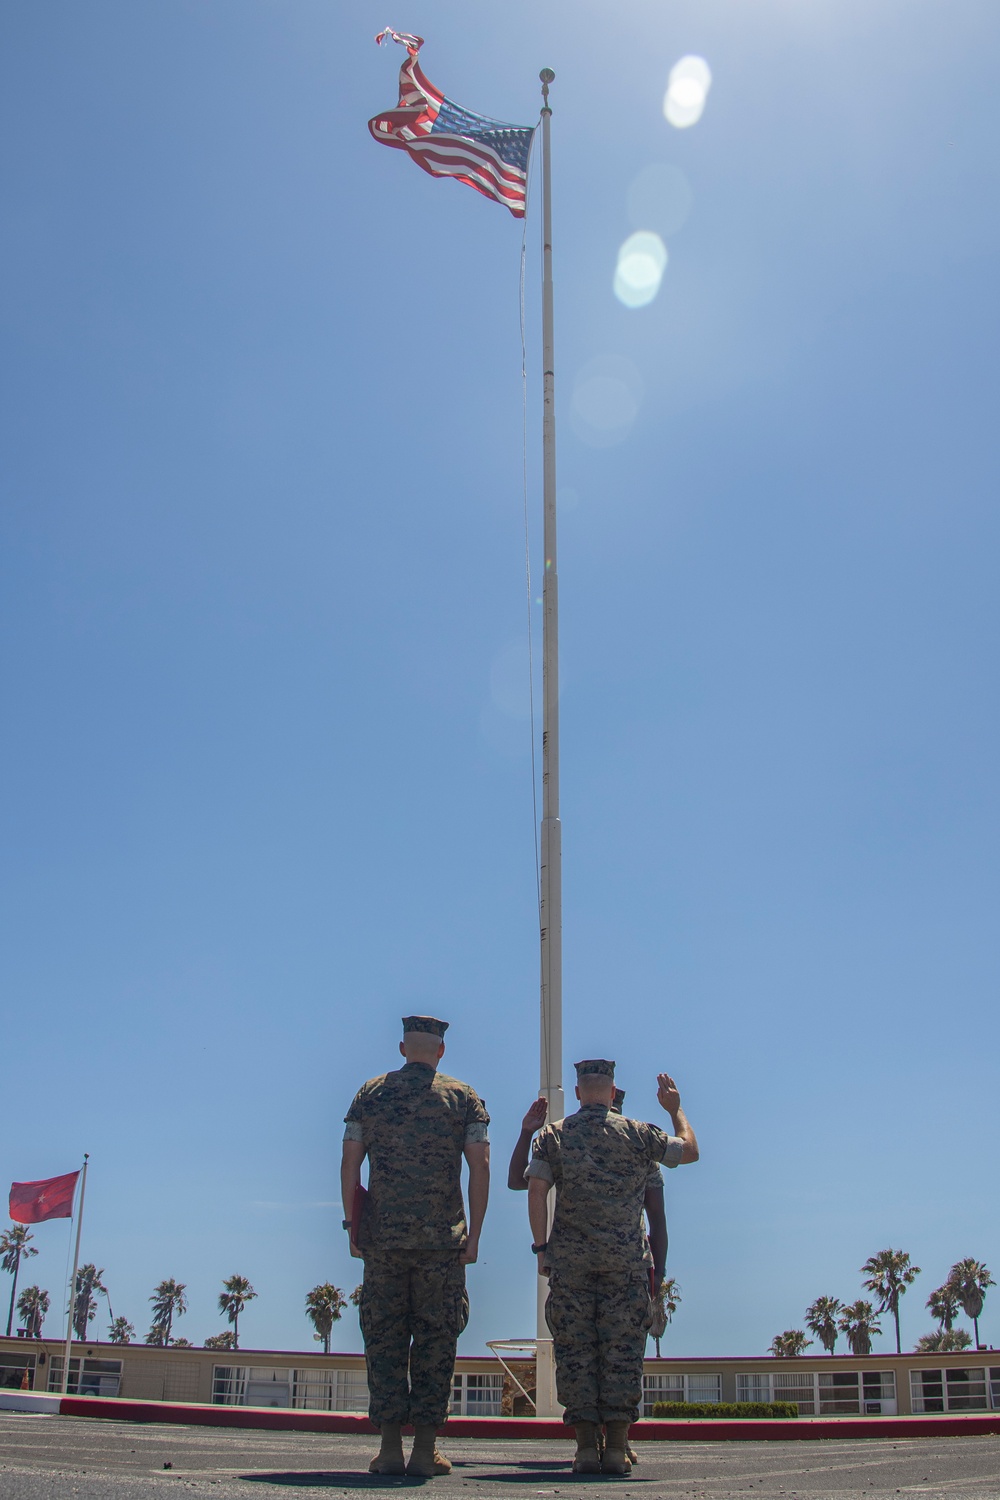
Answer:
[
  {"xmin": 664, "ymin": 55, "xmax": 712, "ymax": 129},
  {"xmin": 613, "ymin": 231, "xmax": 668, "ymax": 309}
]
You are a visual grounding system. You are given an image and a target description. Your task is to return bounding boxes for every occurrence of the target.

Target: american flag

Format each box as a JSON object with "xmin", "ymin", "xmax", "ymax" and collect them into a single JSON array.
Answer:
[{"xmin": 369, "ymin": 31, "xmax": 535, "ymax": 219}]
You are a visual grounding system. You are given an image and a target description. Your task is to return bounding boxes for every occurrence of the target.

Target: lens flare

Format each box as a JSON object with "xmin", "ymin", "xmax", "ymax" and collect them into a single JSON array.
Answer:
[
  {"xmin": 571, "ymin": 356, "xmax": 644, "ymax": 448},
  {"xmin": 613, "ymin": 231, "xmax": 667, "ymax": 309},
  {"xmin": 664, "ymin": 55, "xmax": 712, "ymax": 129}
]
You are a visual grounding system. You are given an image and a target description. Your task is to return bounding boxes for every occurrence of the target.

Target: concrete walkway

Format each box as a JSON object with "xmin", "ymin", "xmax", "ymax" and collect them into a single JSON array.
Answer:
[{"xmin": 3, "ymin": 1410, "xmax": 1000, "ymax": 1499}]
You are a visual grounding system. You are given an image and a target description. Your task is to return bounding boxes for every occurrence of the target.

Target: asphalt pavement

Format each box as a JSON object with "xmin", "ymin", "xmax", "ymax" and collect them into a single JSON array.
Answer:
[{"xmin": 2, "ymin": 1412, "xmax": 999, "ymax": 1499}]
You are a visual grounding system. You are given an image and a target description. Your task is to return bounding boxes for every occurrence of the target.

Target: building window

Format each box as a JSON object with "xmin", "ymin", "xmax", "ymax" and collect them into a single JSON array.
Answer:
[
  {"xmin": 0, "ymin": 1355, "xmax": 35, "ymax": 1392},
  {"xmin": 737, "ymin": 1372, "xmax": 895, "ymax": 1417},
  {"xmin": 450, "ymin": 1373, "xmax": 502, "ymax": 1416},
  {"xmin": 46, "ymin": 1358, "xmax": 121, "ymax": 1397},
  {"xmin": 687, "ymin": 1374, "xmax": 723, "ymax": 1405},
  {"xmin": 862, "ymin": 1371, "xmax": 896, "ymax": 1414},
  {"xmin": 643, "ymin": 1374, "xmax": 683, "ymax": 1415},
  {"xmin": 819, "ymin": 1370, "xmax": 864, "ymax": 1415},
  {"xmin": 292, "ymin": 1371, "xmax": 335, "ymax": 1410},
  {"xmin": 643, "ymin": 1374, "xmax": 720, "ymax": 1415},
  {"xmin": 212, "ymin": 1366, "xmax": 294, "ymax": 1407},
  {"xmin": 736, "ymin": 1374, "xmax": 771, "ymax": 1404},
  {"xmin": 212, "ymin": 1366, "xmax": 247, "ymax": 1405},
  {"xmin": 990, "ymin": 1369, "xmax": 1000, "ymax": 1412},
  {"xmin": 772, "ymin": 1371, "xmax": 816, "ymax": 1416},
  {"xmin": 911, "ymin": 1368, "xmax": 989, "ymax": 1414},
  {"xmin": 333, "ymin": 1369, "xmax": 369, "ymax": 1412}
]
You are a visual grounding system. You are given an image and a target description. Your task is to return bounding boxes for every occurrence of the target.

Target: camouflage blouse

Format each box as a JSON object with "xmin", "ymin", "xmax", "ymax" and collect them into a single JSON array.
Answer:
[
  {"xmin": 527, "ymin": 1104, "xmax": 683, "ymax": 1273},
  {"xmin": 344, "ymin": 1062, "xmax": 489, "ymax": 1251}
]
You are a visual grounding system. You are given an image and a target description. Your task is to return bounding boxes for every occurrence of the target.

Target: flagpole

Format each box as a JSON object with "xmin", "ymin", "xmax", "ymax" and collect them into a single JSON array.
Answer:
[
  {"xmin": 535, "ymin": 65, "xmax": 565, "ymax": 1419},
  {"xmin": 61, "ymin": 1154, "xmax": 89, "ymax": 1396}
]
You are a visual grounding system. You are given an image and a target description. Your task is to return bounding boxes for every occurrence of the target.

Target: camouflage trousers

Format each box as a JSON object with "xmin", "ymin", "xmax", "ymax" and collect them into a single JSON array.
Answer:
[
  {"xmin": 545, "ymin": 1266, "xmax": 652, "ymax": 1425},
  {"xmin": 359, "ymin": 1249, "xmax": 467, "ymax": 1428}
]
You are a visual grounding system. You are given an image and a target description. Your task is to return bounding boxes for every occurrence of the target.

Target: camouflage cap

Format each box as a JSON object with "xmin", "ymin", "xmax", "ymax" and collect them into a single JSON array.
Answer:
[
  {"xmin": 401, "ymin": 1015, "xmax": 449, "ymax": 1038},
  {"xmin": 612, "ymin": 1087, "xmax": 626, "ymax": 1114},
  {"xmin": 574, "ymin": 1058, "xmax": 615, "ymax": 1079}
]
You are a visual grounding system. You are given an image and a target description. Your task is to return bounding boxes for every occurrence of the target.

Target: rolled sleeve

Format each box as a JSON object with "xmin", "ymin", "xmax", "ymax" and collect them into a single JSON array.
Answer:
[
  {"xmin": 524, "ymin": 1158, "xmax": 554, "ymax": 1183},
  {"xmin": 465, "ymin": 1121, "xmax": 490, "ymax": 1144},
  {"xmin": 342, "ymin": 1121, "xmax": 363, "ymax": 1143},
  {"xmin": 658, "ymin": 1136, "xmax": 685, "ymax": 1169}
]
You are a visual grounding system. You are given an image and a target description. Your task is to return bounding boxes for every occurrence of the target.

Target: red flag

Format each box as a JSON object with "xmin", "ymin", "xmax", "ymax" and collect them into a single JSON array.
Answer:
[{"xmin": 9, "ymin": 1171, "xmax": 79, "ymax": 1224}]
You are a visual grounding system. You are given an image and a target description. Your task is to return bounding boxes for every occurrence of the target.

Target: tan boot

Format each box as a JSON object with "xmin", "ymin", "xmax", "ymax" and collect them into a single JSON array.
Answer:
[
  {"xmin": 406, "ymin": 1423, "xmax": 452, "ymax": 1477},
  {"xmin": 572, "ymin": 1420, "xmax": 602, "ymax": 1474},
  {"xmin": 625, "ymin": 1439, "xmax": 639, "ymax": 1465},
  {"xmin": 368, "ymin": 1422, "xmax": 405, "ymax": 1475},
  {"xmin": 601, "ymin": 1420, "xmax": 632, "ymax": 1475}
]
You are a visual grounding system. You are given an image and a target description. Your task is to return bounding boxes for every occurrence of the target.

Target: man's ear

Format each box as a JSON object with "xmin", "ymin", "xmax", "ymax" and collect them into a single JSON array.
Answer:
[
  {"xmin": 437, "ymin": 1041, "xmax": 445, "ymax": 1060},
  {"xmin": 399, "ymin": 1041, "xmax": 407, "ymax": 1057},
  {"xmin": 574, "ymin": 1085, "xmax": 581, "ymax": 1100}
]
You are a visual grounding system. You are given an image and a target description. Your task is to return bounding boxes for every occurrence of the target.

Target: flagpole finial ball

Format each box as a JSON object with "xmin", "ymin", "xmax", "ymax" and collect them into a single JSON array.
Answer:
[{"xmin": 540, "ymin": 68, "xmax": 555, "ymax": 84}]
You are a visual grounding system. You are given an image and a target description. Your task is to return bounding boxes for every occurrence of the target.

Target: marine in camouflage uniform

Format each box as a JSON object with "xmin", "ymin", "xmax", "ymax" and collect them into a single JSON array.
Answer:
[
  {"xmin": 526, "ymin": 1060, "xmax": 698, "ymax": 1475},
  {"xmin": 341, "ymin": 1015, "xmax": 490, "ymax": 1477}
]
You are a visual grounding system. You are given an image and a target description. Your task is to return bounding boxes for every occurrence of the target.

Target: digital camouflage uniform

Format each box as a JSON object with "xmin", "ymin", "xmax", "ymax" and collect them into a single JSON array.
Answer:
[
  {"xmin": 344, "ymin": 1040, "xmax": 489, "ymax": 1428},
  {"xmin": 528, "ymin": 1082, "xmax": 683, "ymax": 1426}
]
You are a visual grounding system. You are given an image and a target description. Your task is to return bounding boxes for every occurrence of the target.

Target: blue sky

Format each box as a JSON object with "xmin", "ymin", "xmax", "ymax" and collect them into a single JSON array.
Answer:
[{"xmin": 2, "ymin": 0, "xmax": 999, "ymax": 1361}]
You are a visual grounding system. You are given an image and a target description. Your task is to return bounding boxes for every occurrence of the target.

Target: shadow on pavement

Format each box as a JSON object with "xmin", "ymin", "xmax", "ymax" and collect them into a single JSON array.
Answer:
[{"xmin": 240, "ymin": 1476, "xmax": 428, "ymax": 1489}]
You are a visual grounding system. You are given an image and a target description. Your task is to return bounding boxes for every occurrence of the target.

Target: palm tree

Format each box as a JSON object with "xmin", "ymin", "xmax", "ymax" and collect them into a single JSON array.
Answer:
[
  {"xmin": 927, "ymin": 1282, "xmax": 962, "ymax": 1331},
  {"xmin": 16, "ymin": 1285, "xmax": 49, "ymax": 1339},
  {"xmin": 860, "ymin": 1249, "xmax": 920, "ymax": 1355},
  {"xmin": 218, "ymin": 1274, "xmax": 257, "ymax": 1350},
  {"xmin": 305, "ymin": 1283, "xmax": 347, "ymax": 1355},
  {"xmin": 652, "ymin": 1277, "xmax": 681, "ymax": 1357},
  {"xmin": 349, "ymin": 1284, "xmax": 363, "ymax": 1307},
  {"xmin": 144, "ymin": 1324, "xmax": 167, "ymax": 1346},
  {"xmin": 837, "ymin": 1299, "xmax": 881, "ymax": 1356},
  {"xmin": 204, "ymin": 1331, "xmax": 235, "ymax": 1350},
  {"xmin": 805, "ymin": 1296, "xmax": 842, "ymax": 1355},
  {"xmin": 947, "ymin": 1259, "xmax": 994, "ymax": 1349},
  {"xmin": 72, "ymin": 1265, "xmax": 109, "ymax": 1340},
  {"xmin": 1, "ymin": 1226, "xmax": 39, "ymax": 1338},
  {"xmin": 108, "ymin": 1316, "xmax": 134, "ymax": 1344},
  {"xmin": 769, "ymin": 1330, "xmax": 812, "ymax": 1357},
  {"xmin": 915, "ymin": 1328, "xmax": 973, "ymax": 1352},
  {"xmin": 148, "ymin": 1278, "xmax": 188, "ymax": 1347},
  {"xmin": 171, "ymin": 1338, "xmax": 193, "ymax": 1348}
]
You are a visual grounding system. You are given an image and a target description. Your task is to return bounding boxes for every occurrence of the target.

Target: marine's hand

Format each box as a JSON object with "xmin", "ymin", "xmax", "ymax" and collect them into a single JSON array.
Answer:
[
  {"xmin": 521, "ymin": 1097, "xmax": 548, "ymax": 1134},
  {"xmin": 460, "ymin": 1236, "xmax": 480, "ymax": 1265},
  {"xmin": 349, "ymin": 1238, "xmax": 363, "ymax": 1260},
  {"xmin": 656, "ymin": 1073, "xmax": 681, "ymax": 1115},
  {"xmin": 537, "ymin": 1255, "xmax": 551, "ymax": 1278}
]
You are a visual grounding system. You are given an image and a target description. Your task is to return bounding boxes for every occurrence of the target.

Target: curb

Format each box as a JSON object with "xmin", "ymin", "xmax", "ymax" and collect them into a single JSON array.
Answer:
[{"xmin": 4, "ymin": 1392, "xmax": 1000, "ymax": 1442}]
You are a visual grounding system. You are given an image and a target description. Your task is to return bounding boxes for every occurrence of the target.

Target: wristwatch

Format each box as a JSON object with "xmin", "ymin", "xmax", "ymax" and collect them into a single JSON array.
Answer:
[
  {"xmin": 342, "ymin": 1220, "xmax": 352, "ymax": 1231},
  {"xmin": 531, "ymin": 1242, "xmax": 548, "ymax": 1255}
]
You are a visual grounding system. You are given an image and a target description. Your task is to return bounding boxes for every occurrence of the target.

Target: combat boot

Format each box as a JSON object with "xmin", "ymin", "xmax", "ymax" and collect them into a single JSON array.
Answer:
[
  {"xmin": 406, "ymin": 1424, "xmax": 452, "ymax": 1476},
  {"xmin": 368, "ymin": 1422, "xmax": 405, "ymax": 1475},
  {"xmin": 601, "ymin": 1420, "xmax": 632, "ymax": 1475},
  {"xmin": 571, "ymin": 1420, "xmax": 602, "ymax": 1474}
]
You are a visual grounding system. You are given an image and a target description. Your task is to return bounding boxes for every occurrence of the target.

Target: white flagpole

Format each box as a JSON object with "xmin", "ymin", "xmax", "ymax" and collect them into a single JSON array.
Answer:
[
  {"xmin": 61, "ymin": 1154, "xmax": 89, "ymax": 1396},
  {"xmin": 535, "ymin": 65, "xmax": 565, "ymax": 1419}
]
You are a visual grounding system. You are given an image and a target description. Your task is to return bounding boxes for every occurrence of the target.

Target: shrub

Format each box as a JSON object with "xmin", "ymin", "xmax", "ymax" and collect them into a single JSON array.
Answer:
[{"xmin": 650, "ymin": 1401, "xmax": 799, "ymax": 1419}]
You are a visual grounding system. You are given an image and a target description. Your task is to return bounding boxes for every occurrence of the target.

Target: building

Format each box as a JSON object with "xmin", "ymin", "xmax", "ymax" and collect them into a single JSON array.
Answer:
[{"xmin": 2, "ymin": 1334, "xmax": 998, "ymax": 1418}]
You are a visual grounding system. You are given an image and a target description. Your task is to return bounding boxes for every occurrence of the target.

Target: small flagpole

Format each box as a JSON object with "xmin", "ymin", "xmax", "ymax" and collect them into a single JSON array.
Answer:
[
  {"xmin": 535, "ymin": 65, "xmax": 565, "ymax": 1419},
  {"xmin": 61, "ymin": 1154, "xmax": 89, "ymax": 1396}
]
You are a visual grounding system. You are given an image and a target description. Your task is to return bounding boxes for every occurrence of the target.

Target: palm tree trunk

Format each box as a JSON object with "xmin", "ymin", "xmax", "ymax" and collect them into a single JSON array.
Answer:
[
  {"xmin": 233, "ymin": 1312, "xmax": 239, "ymax": 1351},
  {"xmin": 166, "ymin": 1309, "xmax": 173, "ymax": 1347},
  {"xmin": 5, "ymin": 1249, "xmax": 21, "ymax": 1338},
  {"xmin": 974, "ymin": 1314, "xmax": 980, "ymax": 1349},
  {"xmin": 894, "ymin": 1305, "xmax": 901, "ymax": 1355}
]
